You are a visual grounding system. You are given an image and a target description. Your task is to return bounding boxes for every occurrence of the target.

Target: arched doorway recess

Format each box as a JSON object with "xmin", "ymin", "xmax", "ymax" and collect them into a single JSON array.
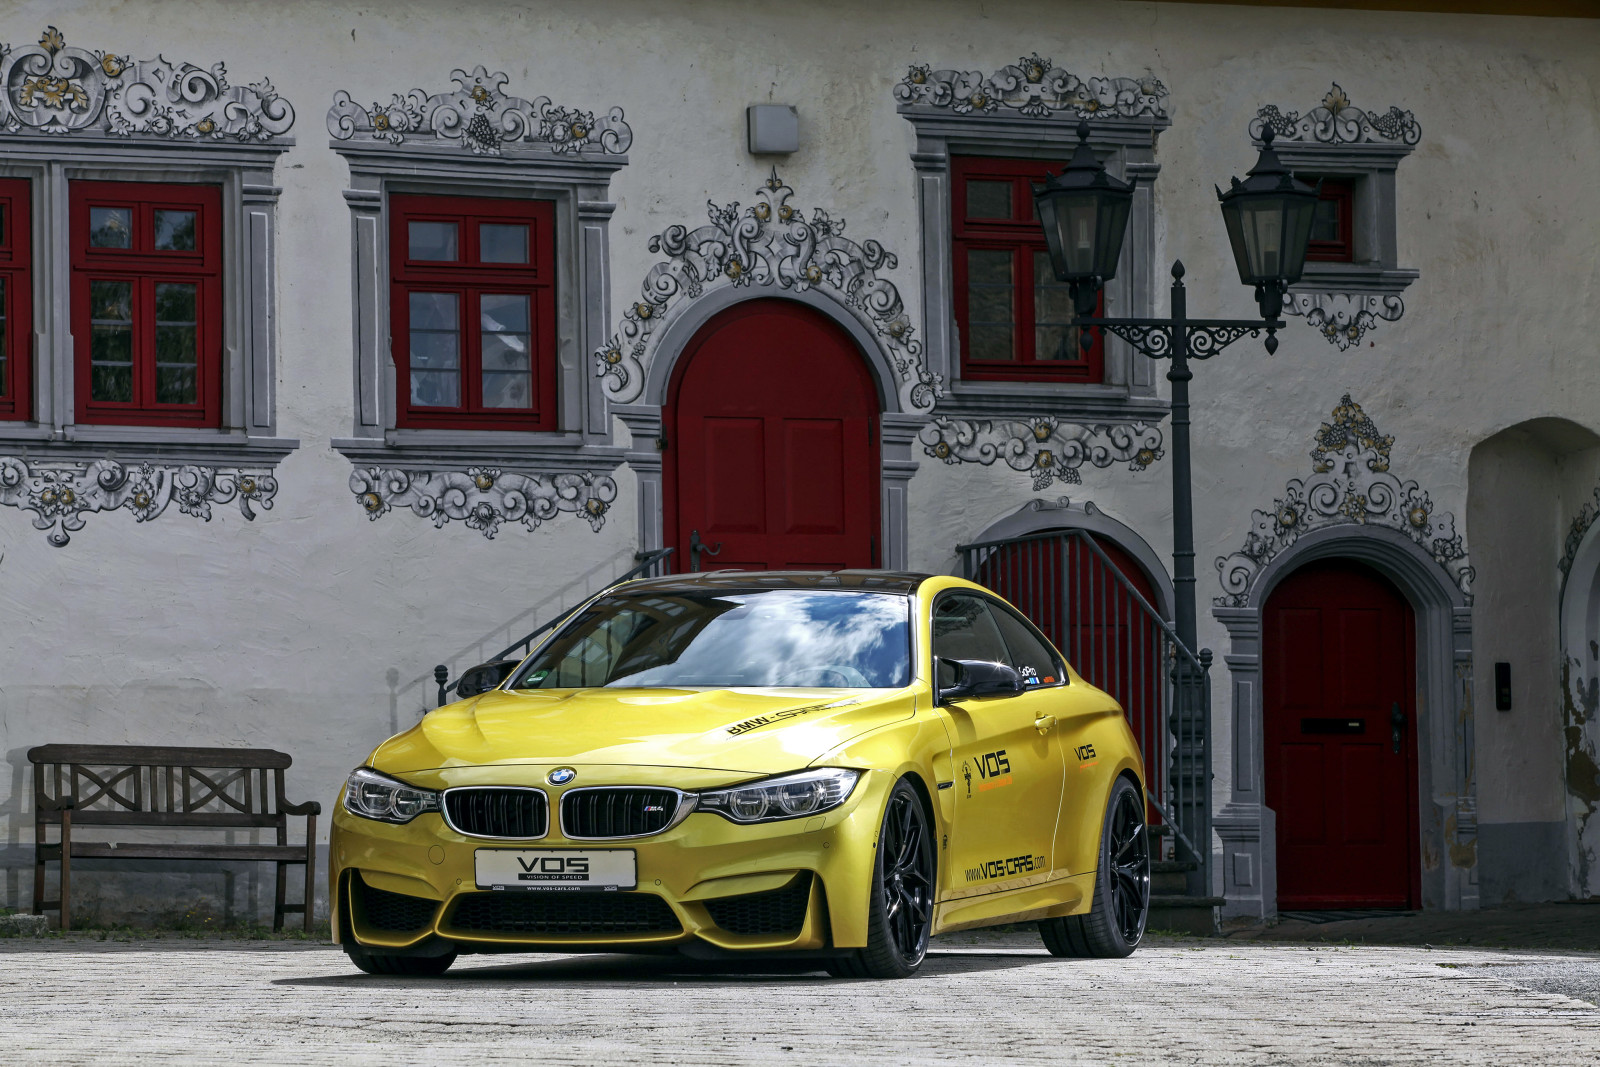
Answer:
[
  {"xmin": 663, "ymin": 298, "xmax": 880, "ymax": 571},
  {"xmin": 1264, "ymin": 559, "xmax": 1420, "ymax": 909}
]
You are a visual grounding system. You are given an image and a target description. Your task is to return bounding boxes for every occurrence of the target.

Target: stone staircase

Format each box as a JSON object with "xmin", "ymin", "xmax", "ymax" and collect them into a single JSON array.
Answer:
[{"xmin": 1148, "ymin": 823, "xmax": 1223, "ymax": 935}]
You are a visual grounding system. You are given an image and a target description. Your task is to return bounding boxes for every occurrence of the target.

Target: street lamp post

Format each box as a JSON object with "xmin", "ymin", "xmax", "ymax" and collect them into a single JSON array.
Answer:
[{"xmin": 1035, "ymin": 121, "xmax": 1319, "ymax": 892}]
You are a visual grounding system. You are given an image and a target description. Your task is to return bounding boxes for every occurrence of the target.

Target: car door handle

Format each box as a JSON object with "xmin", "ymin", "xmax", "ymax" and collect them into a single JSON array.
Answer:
[{"xmin": 1034, "ymin": 714, "xmax": 1057, "ymax": 734}]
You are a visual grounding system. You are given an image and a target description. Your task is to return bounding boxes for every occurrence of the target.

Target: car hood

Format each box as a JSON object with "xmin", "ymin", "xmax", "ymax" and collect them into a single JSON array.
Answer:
[{"xmin": 370, "ymin": 686, "xmax": 917, "ymax": 776}]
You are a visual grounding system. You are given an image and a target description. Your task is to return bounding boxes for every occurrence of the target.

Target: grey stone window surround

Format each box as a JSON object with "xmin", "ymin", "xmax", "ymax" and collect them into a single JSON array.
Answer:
[
  {"xmin": 0, "ymin": 136, "xmax": 297, "ymax": 466},
  {"xmin": 901, "ymin": 108, "xmax": 1170, "ymax": 422},
  {"xmin": 329, "ymin": 143, "xmax": 626, "ymax": 472},
  {"xmin": 1272, "ymin": 138, "xmax": 1419, "ymax": 297}
]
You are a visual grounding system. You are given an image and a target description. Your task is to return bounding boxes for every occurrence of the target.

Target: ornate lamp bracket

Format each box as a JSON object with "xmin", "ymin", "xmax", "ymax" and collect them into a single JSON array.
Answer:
[{"xmin": 1081, "ymin": 318, "xmax": 1272, "ymax": 362}]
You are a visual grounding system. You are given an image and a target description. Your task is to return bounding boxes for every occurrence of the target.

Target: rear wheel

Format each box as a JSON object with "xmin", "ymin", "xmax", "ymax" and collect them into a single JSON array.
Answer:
[
  {"xmin": 1040, "ymin": 775, "xmax": 1149, "ymax": 958},
  {"xmin": 344, "ymin": 945, "xmax": 458, "ymax": 976},
  {"xmin": 826, "ymin": 778, "xmax": 935, "ymax": 979}
]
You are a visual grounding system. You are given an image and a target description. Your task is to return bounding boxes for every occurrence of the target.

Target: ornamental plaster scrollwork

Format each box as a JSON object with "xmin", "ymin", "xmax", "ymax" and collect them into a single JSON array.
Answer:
[
  {"xmin": 1214, "ymin": 394, "xmax": 1473, "ymax": 606},
  {"xmin": 595, "ymin": 169, "xmax": 939, "ymax": 412},
  {"xmin": 349, "ymin": 468, "xmax": 616, "ymax": 539},
  {"xmin": 0, "ymin": 457, "xmax": 277, "ymax": 547},
  {"xmin": 918, "ymin": 417, "xmax": 1164, "ymax": 490},
  {"xmin": 1284, "ymin": 292, "xmax": 1405, "ymax": 351},
  {"xmin": 1250, "ymin": 83, "xmax": 1421, "ymax": 147},
  {"xmin": 327, "ymin": 66, "xmax": 630, "ymax": 155},
  {"xmin": 1561, "ymin": 485, "xmax": 1600, "ymax": 578},
  {"xmin": 894, "ymin": 54, "xmax": 1168, "ymax": 120},
  {"xmin": 0, "ymin": 26, "xmax": 293, "ymax": 140}
]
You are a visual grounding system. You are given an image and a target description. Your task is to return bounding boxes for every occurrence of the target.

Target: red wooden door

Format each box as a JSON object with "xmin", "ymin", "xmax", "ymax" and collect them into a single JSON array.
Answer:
[
  {"xmin": 666, "ymin": 299, "xmax": 879, "ymax": 572},
  {"xmin": 1264, "ymin": 559, "xmax": 1419, "ymax": 909}
]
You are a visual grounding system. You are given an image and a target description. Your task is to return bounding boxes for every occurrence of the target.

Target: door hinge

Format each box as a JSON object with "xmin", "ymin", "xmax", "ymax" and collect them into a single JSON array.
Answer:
[{"xmin": 655, "ymin": 434, "xmax": 668, "ymax": 451}]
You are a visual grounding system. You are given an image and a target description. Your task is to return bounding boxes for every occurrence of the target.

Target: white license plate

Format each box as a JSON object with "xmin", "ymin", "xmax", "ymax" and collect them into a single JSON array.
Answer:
[{"xmin": 474, "ymin": 849, "xmax": 637, "ymax": 891}]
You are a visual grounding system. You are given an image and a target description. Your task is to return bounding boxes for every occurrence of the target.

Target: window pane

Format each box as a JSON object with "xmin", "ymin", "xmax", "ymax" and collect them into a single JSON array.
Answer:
[
  {"xmin": 480, "ymin": 223, "xmax": 529, "ymax": 264},
  {"xmin": 409, "ymin": 291, "xmax": 459, "ymax": 407},
  {"xmin": 1311, "ymin": 198, "xmax": 1340, "ymax": 244},
  {"xmin": 481, "ymin": 293, "xmax": 531, "ymax": 409},
  {"xmin": 990, "ymin": 604, "xmax": 1062, "ymax": 686},
  {"xmin": 932, "ymin": 594, "xmax": 1010, "ymax": 691},
  {"xmin": 154, "ymin": 282, "xmax": 198, "ymax": 405},
  {"xmin": 89, "ymin": 280, "xmax": 133, "ymax": 402},
  {"xmin": 408, "ymin": 220, "xmax": 458, "ymax": 261},
  {"xmin": 90, "ymin": 207, "xmax": 132, "ymax": 249},
  {"xmin": 154, "ymin": 210, "xmax": 197, "ymax": 252},
  {"xmin": 966, "ymin": 249, "xmax": 1014, "ymax": 361},
  {"xmin": 1033, "ymin": 250, "xmax": 1080, "ymax": 362},
  {"xmin": 0, "ymin": 275, "xmax": 7, "ymax": 396},
  {"xmin": 965, "ymin": 180, "xmax": 1013, "ymax": 220}
]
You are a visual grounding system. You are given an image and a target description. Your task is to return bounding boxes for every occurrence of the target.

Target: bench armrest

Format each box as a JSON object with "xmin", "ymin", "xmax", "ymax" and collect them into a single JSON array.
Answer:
[{"xmin": 281, "ymin": 799, "xmax": 322, "ymax": 816}]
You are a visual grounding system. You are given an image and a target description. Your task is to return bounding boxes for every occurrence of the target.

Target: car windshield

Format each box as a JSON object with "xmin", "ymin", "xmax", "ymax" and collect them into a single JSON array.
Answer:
[{"xmin": 508, "ymin": 589, "xmax": 912, "ymax": 690}]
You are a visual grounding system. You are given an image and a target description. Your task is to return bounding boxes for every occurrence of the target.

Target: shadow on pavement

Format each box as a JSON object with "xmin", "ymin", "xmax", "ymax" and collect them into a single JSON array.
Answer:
[{"xmin": 274, "ymin": 949, "xmax": 1057, "ymax": 987}]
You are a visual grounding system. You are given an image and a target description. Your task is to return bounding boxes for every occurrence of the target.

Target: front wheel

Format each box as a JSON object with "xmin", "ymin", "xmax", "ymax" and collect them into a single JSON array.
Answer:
[
  {"xmin": 344, "ymin": 945, "xmax": 458, "ymax": 976},
  {"xmin": 1040, "ymin": 775, "xmax": 1149, "ymax": 958},
  {"xmin": 826, "ymin": 778, "xmax": 936, "ymax": 979}
]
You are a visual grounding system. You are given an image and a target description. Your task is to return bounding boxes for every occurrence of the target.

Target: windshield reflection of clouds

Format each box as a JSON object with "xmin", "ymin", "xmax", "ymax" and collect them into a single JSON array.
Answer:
[{"xmin": 522, "ymin": 591, "xmax": 911, "ymax": 689}]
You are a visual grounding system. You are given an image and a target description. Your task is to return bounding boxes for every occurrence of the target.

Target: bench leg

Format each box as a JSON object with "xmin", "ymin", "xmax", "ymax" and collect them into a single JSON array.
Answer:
[
  {"xmin": 60, "ymin": 810, "xmax": 72, "ymax": 933},
  {"xmin": 303, "ymin": 812, "xmax": 318, "ymax": 934},
  {"xmin": 274, "ymin": 859, "xmax": 287, "ymax": 933},
  {"xmin": 32, "ymin": 829, "xmax": 44, "ymax": 917}
]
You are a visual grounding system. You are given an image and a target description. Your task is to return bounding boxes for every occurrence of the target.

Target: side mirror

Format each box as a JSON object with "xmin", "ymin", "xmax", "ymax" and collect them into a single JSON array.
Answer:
[
  {"xmin": 455, "ymin": 660, "xmax": 520, "ymax": 699},
  {"xmin": 937, "ymin": 658, "xmax": 1023, "ymax": 705}
]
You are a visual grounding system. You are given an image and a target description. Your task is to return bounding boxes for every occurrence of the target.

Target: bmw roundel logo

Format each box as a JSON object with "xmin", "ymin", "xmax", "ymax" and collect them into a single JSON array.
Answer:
[{"xmin": 547, "ymin": 767, "xmax": 577, "ymax": 786}]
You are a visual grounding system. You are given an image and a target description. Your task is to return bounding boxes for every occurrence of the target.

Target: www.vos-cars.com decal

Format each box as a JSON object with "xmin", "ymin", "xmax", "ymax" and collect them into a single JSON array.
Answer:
[{"xmin": 965, "ymin": 853, "xmax": 1047, "ymax": 882}]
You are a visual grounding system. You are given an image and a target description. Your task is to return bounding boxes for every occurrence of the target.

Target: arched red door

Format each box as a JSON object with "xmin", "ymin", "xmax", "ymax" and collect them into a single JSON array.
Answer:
[
  {"xmin": 1264, "ymin": 559, "xmax": 1419, "ymax": 910},
  {"xmin": 665, "ymin": 299, "xmax": 879, "ymax": 572}
]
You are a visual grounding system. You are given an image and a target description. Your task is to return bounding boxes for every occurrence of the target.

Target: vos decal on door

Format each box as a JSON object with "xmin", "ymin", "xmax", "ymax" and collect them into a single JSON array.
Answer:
[{"xmin": 974, "ymin": 750, "xmax": 1013, "ymax": 792}]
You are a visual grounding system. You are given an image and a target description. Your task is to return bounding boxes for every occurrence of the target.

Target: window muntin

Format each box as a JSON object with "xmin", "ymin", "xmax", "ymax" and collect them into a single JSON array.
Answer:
[
  {"xmin": 388, "ymin": 195, "xmax": 556, "ymax": 430},
  {"xmin": 511, "ymin": 590, "xmax": 913, "ymax": 690},
  {"xmin": 1306, "ymin": 179, "xmax": 1355, "ymax": 263},
  {"xmin": 951, "ymin": 156, "xmax": 1104, "ymax": 383},
  {"xmin": 0, "ymin": 179, "xmax": 32, "ymax": 421},
  {"xmin": 70, "ymin": 181, "xmax": 222, "ymax": 427}
]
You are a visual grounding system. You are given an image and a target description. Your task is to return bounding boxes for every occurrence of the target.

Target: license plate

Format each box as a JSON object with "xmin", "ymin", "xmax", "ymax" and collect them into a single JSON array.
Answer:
[{"xmin": 474, "ymin": 849, "xmax": 637, "ymax": 891}]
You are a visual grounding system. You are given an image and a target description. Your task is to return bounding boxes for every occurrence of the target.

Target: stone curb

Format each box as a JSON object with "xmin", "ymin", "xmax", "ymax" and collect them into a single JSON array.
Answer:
[{"xmin": 0, "ymin": 914, "xmax": 48, "ymax": 937}]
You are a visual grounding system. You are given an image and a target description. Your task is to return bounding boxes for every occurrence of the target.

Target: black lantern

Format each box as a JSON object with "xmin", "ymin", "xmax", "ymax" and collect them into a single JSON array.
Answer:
[
  {"xmin": 1035, "ymin": 120, "xmax": 1135, "ymax": 316},
  {"xmin": 1216, "ymin": 125, "xmax": 1320, "ymax": 321}
]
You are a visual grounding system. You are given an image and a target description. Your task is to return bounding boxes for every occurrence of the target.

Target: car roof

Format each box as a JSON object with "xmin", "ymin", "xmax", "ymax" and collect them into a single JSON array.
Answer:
[{"xmin": 616, "ymin": 570, "xmax": 937, "ymax": 595}]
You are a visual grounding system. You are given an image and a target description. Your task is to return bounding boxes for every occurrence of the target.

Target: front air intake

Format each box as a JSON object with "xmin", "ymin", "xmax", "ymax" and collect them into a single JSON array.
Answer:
[
  {"xmin": 443, "ymin": 787, "xmax": 549, "ymax": 839},
  {"xmin": 560, "ymin": 787, "xmax": 684, "ymax": 839},
  {"xmin": 446, "ymin": 892, "xmax": 682, "ymax": 936}
]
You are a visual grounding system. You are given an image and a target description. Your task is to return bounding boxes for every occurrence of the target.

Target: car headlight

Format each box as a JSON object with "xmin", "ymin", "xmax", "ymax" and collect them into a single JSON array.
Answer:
[
  {"xmin": 342, "ymin": 767, "xmax": 440, "ymax": 824},
  {"xmin": 697, "ymin": 768, "xmax": 861, "ymax": 824}
]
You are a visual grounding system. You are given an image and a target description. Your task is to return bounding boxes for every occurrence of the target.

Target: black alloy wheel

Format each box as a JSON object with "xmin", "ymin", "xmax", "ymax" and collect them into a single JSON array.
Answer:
[
  {"xmin": 1040, "ymin": 775, "xmax": 1150, "ymax": 958},
  {"xmin": 826, "ymin": 778, "xmax": 936, "ymax": 979}
]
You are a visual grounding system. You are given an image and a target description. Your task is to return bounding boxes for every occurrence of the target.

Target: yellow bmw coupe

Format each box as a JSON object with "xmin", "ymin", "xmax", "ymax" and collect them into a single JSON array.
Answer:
[{"xmin": 330, "ymin": 571, "xmax": 1150, "ymax": 978}]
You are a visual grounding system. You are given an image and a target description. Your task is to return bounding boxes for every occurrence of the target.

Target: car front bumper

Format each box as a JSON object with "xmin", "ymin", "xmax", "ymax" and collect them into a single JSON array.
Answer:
[{"xmin": 329, "ymin": 763, "xmax": 889, "ymax": 955}]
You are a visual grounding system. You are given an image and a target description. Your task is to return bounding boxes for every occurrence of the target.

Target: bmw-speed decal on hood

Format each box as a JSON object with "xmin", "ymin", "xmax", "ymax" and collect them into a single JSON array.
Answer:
[{"xmin": 370, "ymin": 687, "xmax": 909, "ymax": 773}]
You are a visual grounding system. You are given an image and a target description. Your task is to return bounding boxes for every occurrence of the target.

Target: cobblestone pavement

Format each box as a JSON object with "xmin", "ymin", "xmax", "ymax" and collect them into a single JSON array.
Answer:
[{"xmin": 3, "ymin": 935, "xmax": 1600, "ymax": 1065}]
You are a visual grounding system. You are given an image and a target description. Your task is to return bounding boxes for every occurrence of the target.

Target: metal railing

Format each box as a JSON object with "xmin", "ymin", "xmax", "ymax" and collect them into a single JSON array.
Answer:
[
  {"xmin": 957, "ymin": 529, "xmax": 1212, "ymax": 895},
  {"xmin": 432, "ymin": 547, "xmax": 674, "ymax": 708}
]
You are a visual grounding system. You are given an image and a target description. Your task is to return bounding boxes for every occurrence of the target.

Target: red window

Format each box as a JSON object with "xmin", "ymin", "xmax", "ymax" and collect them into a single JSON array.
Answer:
[
  {"xmin": 0, "ymin": 179, "xmax": 31, "ymax": 421},
  {"xmin": 70, "ymin": 181, "xmax": 223, "ymax": 427},
  {"xmin": 389, "ymin": 195, "xmax": 557, "ymax": 430},
  {"xmin": 952, "ymin": 156, "xmax": 1104, "ymax": 384},
  {"xmin": 1307, "ymin": 179, "xmax": 1355, "ymax": 263}
]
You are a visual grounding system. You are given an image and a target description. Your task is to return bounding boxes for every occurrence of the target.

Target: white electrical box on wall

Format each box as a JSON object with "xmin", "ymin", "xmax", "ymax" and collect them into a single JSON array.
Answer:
[{"xmin": 747, "ymin": 105, "xmax": 798, "ymax": 154}]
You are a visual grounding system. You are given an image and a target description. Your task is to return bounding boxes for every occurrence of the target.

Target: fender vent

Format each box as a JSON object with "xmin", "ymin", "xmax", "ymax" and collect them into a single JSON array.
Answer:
[{"xmin": 704, "ymin": 873, "xmax": 812, "ymax": 936}]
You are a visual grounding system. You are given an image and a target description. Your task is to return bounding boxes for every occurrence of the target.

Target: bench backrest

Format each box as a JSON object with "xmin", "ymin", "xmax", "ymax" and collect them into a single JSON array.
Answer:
[{"xmin": 29, "ymin": 745, "xmax": 297, "ymax": 829}]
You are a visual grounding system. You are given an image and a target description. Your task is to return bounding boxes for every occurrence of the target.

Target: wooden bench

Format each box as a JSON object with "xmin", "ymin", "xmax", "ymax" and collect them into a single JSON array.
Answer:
[{"xmin": 29, "ymin": 745, "xmax": 321, "ymax": 932}]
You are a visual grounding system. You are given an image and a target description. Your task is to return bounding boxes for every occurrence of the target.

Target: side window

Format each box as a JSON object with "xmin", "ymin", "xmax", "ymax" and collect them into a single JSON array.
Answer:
[
  {"xmin": 932, "ymin": 593, "xmax": 1010, "ymax": 690},
  {"xmin": 989, "ymin": 602, "xmax": 1066, "ymax": 689}
]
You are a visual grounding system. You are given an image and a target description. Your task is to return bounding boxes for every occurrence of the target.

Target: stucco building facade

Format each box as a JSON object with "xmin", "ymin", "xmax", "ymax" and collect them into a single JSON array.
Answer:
[{"xmin": 1, "ymin": 0, "xmax": 1597, "ymax": 925}]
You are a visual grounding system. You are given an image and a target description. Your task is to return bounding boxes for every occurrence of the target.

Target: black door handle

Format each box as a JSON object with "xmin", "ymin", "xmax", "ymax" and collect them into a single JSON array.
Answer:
[
  {"xmin": 688, "ymin": 529, "xmax": 722, "ymax": 573},
  {"xmin": 1390, "ymin": 701, "xmax": 1406, "ymax": 755}
]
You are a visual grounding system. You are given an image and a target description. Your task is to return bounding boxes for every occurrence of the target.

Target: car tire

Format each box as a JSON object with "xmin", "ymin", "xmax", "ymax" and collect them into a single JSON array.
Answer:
[
  {"xmin": 825, "ymin": 777, "xmax": 936, "ymax": 980},
  {"xmin": 344, "ymin": 945, "xmax": 458, "ymax": 976},
  {"xmin": 1040, "ymin": 775, "xmax": 1150, "ymax": 959}
]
